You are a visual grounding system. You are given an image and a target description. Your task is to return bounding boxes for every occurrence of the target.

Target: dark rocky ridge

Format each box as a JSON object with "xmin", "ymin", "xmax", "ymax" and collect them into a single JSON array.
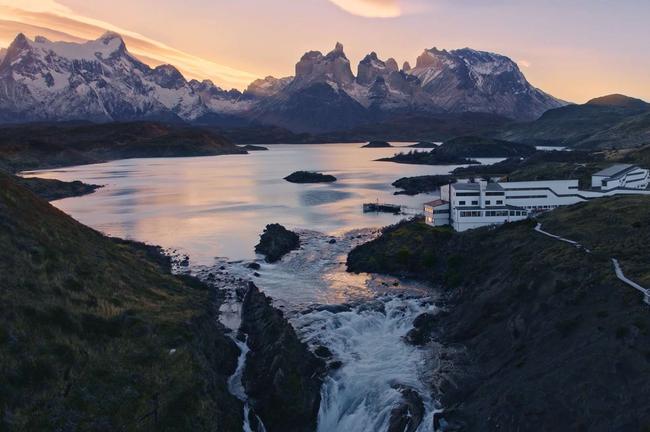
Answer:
[
  {"xmin": 378, "ymin": 150, "xmax": 479, "ymax": 166},
  {"xmin": 241, "ymin": 283, "xmax": 325, "ymax": 432},
  {"xmin": 284, "ymin": 171, "xmax": 337, "ymax": 183},
  {"xmin": 379, "ymin": 136, "xmax": 533, "ymax": 166},
  {"xmin": 407, "ymin": 141, "xmax": 438, "ymax": 148},
  {"xmin": 255, "ymin": 223, "xmax": 300, "ymax": 263},
  {"xmin": 0, "ymin": 122, "xmax": 245, "ymax": 172},
  {"xmin": 241, "ymin": 144, "xmax": 269, "ymax": 151},
  {"xmin": 362, "ymin": 140, "xmax": 393, "ymax": 148},
  {"xmin": 15, "ymin": 176, "xmax": 102, "ymax": 201},
  {"xmin": 347, "ymin": 200, "xmax": 650, "ymax": 431}
]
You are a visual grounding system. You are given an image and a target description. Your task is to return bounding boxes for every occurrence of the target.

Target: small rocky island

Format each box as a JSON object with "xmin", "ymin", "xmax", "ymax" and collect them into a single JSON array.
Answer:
[
  {"xmin": 362, "ymin": 141, "xmax": 393, "ymax": 148},
  {"xmin": 255, "ymin": 223, "xmax": 300, "ymax": 263},
  {"xmin": 284, "ymin": 171, "xmax": 337, "ymax": 183}
]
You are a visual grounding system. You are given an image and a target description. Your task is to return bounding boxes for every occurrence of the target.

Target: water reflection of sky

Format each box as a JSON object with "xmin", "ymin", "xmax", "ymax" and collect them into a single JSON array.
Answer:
[{"xmin": 24, "ymin": 143, "xmax": 502, "ymax": 264}]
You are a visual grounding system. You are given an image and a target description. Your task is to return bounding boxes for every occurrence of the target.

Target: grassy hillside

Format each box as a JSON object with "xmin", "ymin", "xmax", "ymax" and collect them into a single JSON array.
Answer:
[
  {"xmin": 0, "ymin": 122, "xmax": 245, "ymax": 172},
  {"xmin": 348, "ymin": 197, "xmax": 650, "ymax": 430},
  {"xmin": 496, "ymin": 95, "xmax": 650, "ymax": 150},
  {"xmin": 0, "ymin": 172, "xmax": 242, "ymax": 430}
]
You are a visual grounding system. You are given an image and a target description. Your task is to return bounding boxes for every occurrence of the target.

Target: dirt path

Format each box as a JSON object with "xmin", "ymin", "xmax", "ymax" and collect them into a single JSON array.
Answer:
[{"xmin": 534, "ymin": 223, "xmax": 649, "ymax": 305}]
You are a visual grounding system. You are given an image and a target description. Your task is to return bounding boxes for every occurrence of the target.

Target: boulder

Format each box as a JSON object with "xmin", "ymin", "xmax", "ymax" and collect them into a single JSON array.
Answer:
[
  {"xmin": 255, "ymin": 224, "xmax": 300, "ymax": 263},
  {"xmin": 404, "ymin": 312, "xmax": 436, "ymax": 346},
  {"xmin": 388, "ymin": 386, "xmax": 425, "ymax": 432}
]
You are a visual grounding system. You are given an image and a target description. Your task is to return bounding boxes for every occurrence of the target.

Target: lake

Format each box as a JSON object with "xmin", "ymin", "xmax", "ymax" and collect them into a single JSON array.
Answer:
[{"xmin": 25, "ymin": 143, "xmax": 501, "ymax": 264}]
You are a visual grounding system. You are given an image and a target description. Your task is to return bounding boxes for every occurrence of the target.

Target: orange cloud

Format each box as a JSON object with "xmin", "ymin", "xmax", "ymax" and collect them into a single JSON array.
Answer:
[
  {"xmin": 0, "ymin": 3, "xmax": 258, "ymax": 90},
  {"xmin": 327, "ymin": 0, "xmax": 402, "ymax": 18}
]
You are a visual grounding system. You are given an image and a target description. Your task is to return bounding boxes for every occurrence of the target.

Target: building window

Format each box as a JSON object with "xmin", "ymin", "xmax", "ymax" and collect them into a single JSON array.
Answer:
[
  {"xmin": 485, "ymin": 200, "xmax": 491, "ymax": 205},
  {"xmin": 496, "ymin": 200, "xmax": 503, "ymax": 205},
  {"xmin": 459, "ymin": 200, "xmax": 466, "ymax": 205},
  {"xmin": 471, "ymin": 201, "xmax": 478, "ymax": 205}
]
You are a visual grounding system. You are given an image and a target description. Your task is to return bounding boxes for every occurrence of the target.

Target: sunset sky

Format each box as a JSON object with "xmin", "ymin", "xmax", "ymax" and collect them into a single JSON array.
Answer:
[{"xmin": 1, "ymin": 0, "xmax": 649, "ymax": 102}]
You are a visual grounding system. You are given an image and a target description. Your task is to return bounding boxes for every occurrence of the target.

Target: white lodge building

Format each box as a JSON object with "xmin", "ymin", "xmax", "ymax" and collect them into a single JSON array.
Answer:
[{"xmin": 424, "ymin": 164, "xmax": 650, "ymax": 232}]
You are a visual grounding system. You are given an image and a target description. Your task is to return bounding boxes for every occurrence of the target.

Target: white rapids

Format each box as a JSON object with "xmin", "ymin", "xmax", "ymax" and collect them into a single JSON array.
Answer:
[
  {"xmin": 293, "ymin": 296, "xmax": 439, "ymax": 432},
  {"xmin": 228, "ymin": 335, "xmax": 267, "ymax": 432}
]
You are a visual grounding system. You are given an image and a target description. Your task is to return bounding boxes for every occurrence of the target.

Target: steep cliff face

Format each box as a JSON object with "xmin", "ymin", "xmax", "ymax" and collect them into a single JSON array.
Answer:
[{"xmin": 241, "ymin": 283, "xmax": 325, "ymax": 432}]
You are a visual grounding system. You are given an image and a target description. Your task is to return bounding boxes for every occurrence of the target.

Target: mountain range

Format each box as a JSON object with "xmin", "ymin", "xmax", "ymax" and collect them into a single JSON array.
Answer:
[{"xmin": 0, "ymin": 32, "xmax": 565, "ymax": 132}]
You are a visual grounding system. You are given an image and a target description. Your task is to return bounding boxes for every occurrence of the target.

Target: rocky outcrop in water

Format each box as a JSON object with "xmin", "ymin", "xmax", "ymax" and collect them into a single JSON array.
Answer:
[
  {"xmin": 255, "ymin": 223, "xmax": 300, "ymax": 263},
  {"xmin": 404, "ymin": 312, "xmax": 437, "ymax": 346},
  {"xmin": 284, "ymin": 171, "xmax": 337, "ymax": 183},
  {"xmin": 388, "ymin": 386, "xmax": 425, "ymax": 432},
  {"xmin": 241, "ymin": 283, "xmax": 325, "ymax": 432}
]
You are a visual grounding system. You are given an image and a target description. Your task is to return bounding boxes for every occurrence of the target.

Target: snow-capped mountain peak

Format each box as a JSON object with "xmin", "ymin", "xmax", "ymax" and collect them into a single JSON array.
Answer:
[{"xmin": 0, "ymin": 34, "xmax": 565, "ymax": 130}]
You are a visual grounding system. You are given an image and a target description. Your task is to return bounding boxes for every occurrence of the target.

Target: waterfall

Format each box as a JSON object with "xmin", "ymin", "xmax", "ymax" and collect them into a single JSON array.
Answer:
[{"xmin": 293, "ymin": 296, "xmax": 439, "ymax": 432}]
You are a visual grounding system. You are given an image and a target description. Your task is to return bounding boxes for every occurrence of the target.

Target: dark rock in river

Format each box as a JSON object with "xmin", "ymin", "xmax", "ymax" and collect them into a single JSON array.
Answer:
[
  {"xmin": 362, "ymin": 140, "xmax": 393, "ymax": 148},
  {"xmin": 284, "ymin": 171, "xmax": 337, "ymax": 183},
  {"xmin": 388, "ymin": 386, "xmax": 425, "ymax": 432},
  {"xmin": 314, "ymin": 345, "xmax": 333, "ymax": 359},
  {"xmin": 241, "ymin": 283, "xmax": 325, "ymax": 432},
  {"xmin": 404, "ymin": 312, "xmax": 436, "ymax": 346},
  {"xmin": 247, "ymin": 262, "xmax": 261, "ymax": 270},
  {"xmin": 255, "ymin": 223, "xmax": 300, "ymax": 263}
]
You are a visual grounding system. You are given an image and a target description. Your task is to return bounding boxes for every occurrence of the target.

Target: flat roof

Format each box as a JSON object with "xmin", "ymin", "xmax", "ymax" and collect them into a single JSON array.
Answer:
[
  {"xmin": 593, "ymin": 164, "xmax": 636, "ymax": 178},
  {"xmin": 423, "ymin": 199, "xmax": 448, "ymax": 207},
  {"xmin": 451, "ymin": 182, "xmax": 503, "ymax": 191}
]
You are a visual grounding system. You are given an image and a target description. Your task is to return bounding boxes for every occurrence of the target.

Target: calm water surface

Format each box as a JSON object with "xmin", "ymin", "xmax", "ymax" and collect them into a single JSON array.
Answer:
[{"xmin": 26, "ymin": 143, "xmax": 500, "ymax": 264}]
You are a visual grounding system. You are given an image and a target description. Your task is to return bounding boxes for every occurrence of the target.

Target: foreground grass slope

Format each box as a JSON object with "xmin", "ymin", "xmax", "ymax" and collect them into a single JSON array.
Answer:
[
  {"xmin": 0, "ymin": 172, "xmax": 241, "ymax": 431},
  {"xmin": 348, "ymin": 198, "xmax": 650, "ymax": 431}
]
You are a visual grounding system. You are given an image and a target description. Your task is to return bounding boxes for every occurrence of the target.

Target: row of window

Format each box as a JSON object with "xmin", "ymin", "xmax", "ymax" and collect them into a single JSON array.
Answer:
[
  {"xmin": 457, "ymin": 200, "xmax": 504, "ymax": 206},
  {"xmin": 525, "ymin": 205, "xmax": 559, "ymax": 210},
  {"xmin": 506, "ymin": 195, "xmax": 548, "ymax": 199},
  {"xmin": 459, "ymin": 210, "xmax": 527, "ymax": 218}
]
